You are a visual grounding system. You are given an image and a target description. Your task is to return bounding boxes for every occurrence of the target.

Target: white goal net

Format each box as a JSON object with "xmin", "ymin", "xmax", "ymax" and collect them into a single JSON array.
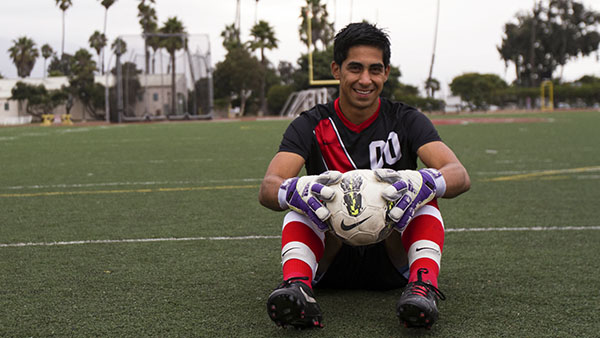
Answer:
[{"xmin": 108, "ymin": 33, "xmax": 213, "ymax": 122}]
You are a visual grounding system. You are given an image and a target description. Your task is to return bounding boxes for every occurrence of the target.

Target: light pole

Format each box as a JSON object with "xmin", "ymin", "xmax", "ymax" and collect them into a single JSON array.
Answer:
[{"xmin": 426, "ymin": 0, "xmax": 440, "ymax": 98}]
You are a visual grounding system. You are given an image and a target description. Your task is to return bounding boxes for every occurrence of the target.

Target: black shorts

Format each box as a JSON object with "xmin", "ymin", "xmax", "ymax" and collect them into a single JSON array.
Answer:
[{"xmin": 314, "ymin": 241, "xmax": 408, "ymax": 291}]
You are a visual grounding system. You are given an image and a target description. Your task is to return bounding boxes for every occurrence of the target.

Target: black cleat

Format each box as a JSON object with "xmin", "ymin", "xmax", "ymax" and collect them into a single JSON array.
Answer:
[
  {"xmin": 396, "ymin": 268, "xmax": 446, "ymax": 329},
  {"xmin": 266, "ymin": 277, "xmax": 324, "ymax": 329}
]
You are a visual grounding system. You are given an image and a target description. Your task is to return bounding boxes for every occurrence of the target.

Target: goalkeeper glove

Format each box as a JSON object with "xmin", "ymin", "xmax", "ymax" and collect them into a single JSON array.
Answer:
[
  {"xmin": 374, "ymin": 168, "xmax": 446, "ymax": 230},
  {"xmin": 278, "ymin": 171, "xmax": 343, "ymax": 231}
]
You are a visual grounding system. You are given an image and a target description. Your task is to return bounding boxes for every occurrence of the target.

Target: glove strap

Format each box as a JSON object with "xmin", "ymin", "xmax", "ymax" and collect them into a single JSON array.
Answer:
[
  {"xmin": 278, "ymin": 178, "xmax": 294, "ymax": 210},
  {"xmin": 427, "ymin": 168, "xmax": 447, "ymax": 198}
]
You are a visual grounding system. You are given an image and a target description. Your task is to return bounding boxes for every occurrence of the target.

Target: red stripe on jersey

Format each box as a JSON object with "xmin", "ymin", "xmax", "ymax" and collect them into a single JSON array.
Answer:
[
  {"xmin": 314, "ymin": 118, "xmax": 355, "ymax": 173},
  {"xmin": 281, "ymin": 221, "xmax": 325, "ymax": 260},
  {"xmin": 334, "ymin": 98, "xmax": 380, "ymax": 133}
]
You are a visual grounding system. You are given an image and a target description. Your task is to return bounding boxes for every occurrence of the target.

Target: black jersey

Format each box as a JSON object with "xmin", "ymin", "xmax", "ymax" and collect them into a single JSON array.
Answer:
[{"xmin": 279, "ymin": 97, "xmax": 441, "ymax": 175}]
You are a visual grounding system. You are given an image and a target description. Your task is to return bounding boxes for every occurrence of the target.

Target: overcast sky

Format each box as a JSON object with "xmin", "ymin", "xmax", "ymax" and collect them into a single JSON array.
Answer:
[{"xmin": 1, "ymin": 0, "xmax": 599, "ymax": 98}]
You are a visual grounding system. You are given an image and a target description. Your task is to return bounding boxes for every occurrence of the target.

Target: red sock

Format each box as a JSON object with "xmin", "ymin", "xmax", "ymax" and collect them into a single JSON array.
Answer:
[
  {"xmin": 408, "ymin": 259, "xmax": 440, "ymax": 288},
  {"xmin": 281, "ymin": 220, "xmax": 325, "ymax": 289},
  {"xmin": 401, "ymin": 200, "xmax": 444, "ymax": 288},
  {"xmin": 283, "ymin": 259, "xmax": 314, "ymax": 288}
]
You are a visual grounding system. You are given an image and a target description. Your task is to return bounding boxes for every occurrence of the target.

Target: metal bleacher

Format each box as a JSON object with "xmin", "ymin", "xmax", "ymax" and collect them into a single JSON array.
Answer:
[{"xmin": 279, "ymin": 87, "xmax": 333, "ymax": 118}]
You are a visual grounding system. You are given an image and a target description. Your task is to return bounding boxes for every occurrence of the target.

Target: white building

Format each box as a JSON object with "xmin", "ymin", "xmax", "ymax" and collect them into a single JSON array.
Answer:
[{"xmin": 0, "ymin": 73, "xmax": 188, "ymax": 125}]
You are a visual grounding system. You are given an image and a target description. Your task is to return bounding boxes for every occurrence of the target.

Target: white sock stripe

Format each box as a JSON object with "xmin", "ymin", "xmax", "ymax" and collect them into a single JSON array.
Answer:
[
  {"xmin": 281, "ymin": 241, "xmax": 318, "ymax": 278},
  {"xmin": 413, "ymin": 205, "xmax": 445, "ymax": 229},
  {"xmin": 408, "ymin": 240, "xmax": 441, "ymax": 268},
  {"xmin": 282, "ymin": 211, "xmax": 325, "ymax": 241}
]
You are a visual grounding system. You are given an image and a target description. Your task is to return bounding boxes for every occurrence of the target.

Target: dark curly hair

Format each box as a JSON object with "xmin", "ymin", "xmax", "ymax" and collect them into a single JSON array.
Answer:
[{"xmin": 333, "ymin": 22, "xmax": 391, "ymax": 67}]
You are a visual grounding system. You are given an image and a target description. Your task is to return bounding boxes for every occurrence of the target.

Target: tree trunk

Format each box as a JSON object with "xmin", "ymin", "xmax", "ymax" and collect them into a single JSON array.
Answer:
[
  {"xmin": 144, "ymin": 39, "xmax": 150, "ymax": 74},
  {"xmin": 240, "ymin": 89, "xmax": 247, "ymax": 116},
  {"xmin": 171, "ymin": 54, "xmax": 177, "ymax": 115},
  {"xmin": 101, "ymin": 9, "xmax": 108, "ymax": 75},
  {"xmin": 61, "ymin": 10, "xmax": 66, "ymax": 56}
]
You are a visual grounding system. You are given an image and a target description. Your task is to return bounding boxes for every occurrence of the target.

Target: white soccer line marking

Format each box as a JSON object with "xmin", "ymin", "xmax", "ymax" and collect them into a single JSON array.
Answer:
[
  {"xmin": 0, "ymin": 235, "xmax": 281, "ymax": 248},
  {"xmin": 1, "ymin": 178, "xmax": 263, "ymax": 191},
  {"xmin": 446, "ymin": 226, "xmax": 600, "ymax": 232},
  {"xmin": 1, "ymin": 226, "xmax": 599, "ymax": 248}
]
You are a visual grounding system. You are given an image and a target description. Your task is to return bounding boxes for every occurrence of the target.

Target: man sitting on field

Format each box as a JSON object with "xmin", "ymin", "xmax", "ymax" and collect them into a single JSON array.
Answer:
[{"xmin": 258, "ymin": 22, "xmax": 470, "ymax": 329}]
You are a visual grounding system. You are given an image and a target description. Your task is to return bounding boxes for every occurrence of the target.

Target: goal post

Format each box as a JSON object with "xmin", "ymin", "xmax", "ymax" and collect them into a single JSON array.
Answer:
[
  {"xmin": 306, "ymin": 8, "xmax": 339, "ymax": 86},
  {"xmin": 540, "ymin": 80, "xmax": 554, "ymax": 111}
]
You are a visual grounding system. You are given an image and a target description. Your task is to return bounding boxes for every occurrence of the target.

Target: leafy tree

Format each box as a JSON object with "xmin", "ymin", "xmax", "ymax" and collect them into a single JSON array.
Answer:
[
  {"xmin": 159, "ymin": 16, "xmax": 187, "ymax": 115},
  {"xmin": 576, "ymin": 75, "xmax": 600, "ymax": 85},
  {"xmin": 293, "ymin": 46, "xmax": 334, "ymax": 90},
  {"xmin": 8, "ymin": 36, "xmax": 39, "ymax": 78},
  {"xmin": 277, "ymin": 61, "xmax": 296, "ymax": 86},
  {"xmin": 498, "ymin": 0, "xmax": 600, "ymax": 86},
  {"xmin": 110, "ymin": 61, "xmax": 142, "ymax": 117},
  {"xmin": 68, "ymin": 48, "xmax": 105, "ymax": 120},
  {"xmin": 221, "ymin": 23, "xmax": 242, "ymax": 52},
  {"xmin": 98, "ymin": 0, "xmax": 117, "ymax": 74},
  {"xmin": 89, "ymin": 31, "xmax": 107, "ymax": 73},
  {"xmin": 267, "ymin": 84, "xmax": 294, "ymax": 114},
  {"xmin": 10, "ymin": 81, "xmax": 68, "ymax": 118},
  {"xmin": 450, "ymin": 73, "xmax": 508, "ymax": 111},
  {"xmin": 41, "ymin": 44, "xmax": 54, "ymax": 78},
  {"xmin": 381, "ymin": 65, "xmax": 402, "ymax": 100},
  {"xmin": 393, "ymin": 83, "xmax": 420, "ymax": 99},
  {"xmin": 299, "ymin": 0, "xmax": 335, "ymax": 51},
  {"xmin": 137, "ymin": 0, "xmax": 158, "ymax": 74},
  {"xmin": 55, "ymin": 0, "xmax": 73, "ymax": 56},
  {"xmin": 249, "ymin": 20, "xmax": 278, "ymax": 114},
  {"xmin": 48, "ymin": 53, "xmax": 73, "ymax": 77},
  {"xmin": 213, "ymin": 46, "xmax": 263, "ymax": 116}
]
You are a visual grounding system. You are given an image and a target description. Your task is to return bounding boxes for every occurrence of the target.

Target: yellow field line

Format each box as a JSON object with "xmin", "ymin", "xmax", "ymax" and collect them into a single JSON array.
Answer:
[
  {"xmin": 485, "ymin": 166, "xmax": 600, "ymax": 182},
  {"xmin": 0, "ymin": 184, "xmax": 260, "ymax": 198}
]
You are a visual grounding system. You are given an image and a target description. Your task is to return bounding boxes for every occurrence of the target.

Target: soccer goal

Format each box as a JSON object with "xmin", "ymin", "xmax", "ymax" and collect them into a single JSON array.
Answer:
[{"xmin": 106, "ymin": 33, "xmax": 213, "ymax": 122}]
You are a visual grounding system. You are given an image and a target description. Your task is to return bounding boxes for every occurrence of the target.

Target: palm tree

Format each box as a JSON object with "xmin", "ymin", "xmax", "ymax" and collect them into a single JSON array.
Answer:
[
  {"xmin": 55, "ymin": 0, "xmax": 73, "ymax": 56},
  {"xmin": 221, "ymin": 23, "xmax": 242, "ymax": 52},
  {"xmin": 41, "ymin": 44, "xmax": 55, "ymax": 78},
  {"xmin": 89, "ymin": 31, "xmax": 107, "ymax": 73},
  {"xmin": 137, "ymin": 0, "xmax": 158, "ymax": 74},
  {"xmin": 426, "ymin": 0, "xmax": 441, "ymax": 98},
  {"xmin": 8, "ymin": 36, "xmax": 39, "ymax": 78},
  {"xmin": 111, "ymin": 38, "xmax": 127, "ymax": 62},
  {"xmin": 249, "ymin": 20, "xmax": 278, "ymax": 114},
  {"xmin": 424, "ymin": 78, "xmax": 441, "ymax": 99},
  {"xmin": 98, "ymin": 0, "xmax": 117, "ymax": 74},
  {"xmin": 159, "ymin": 17, "xmax": 187, "ymax": 115},
  {"xmin": 300, "ymin": 0, "xmax": 335, "ymax": 51},
  {"xmin": 111, "ymin": 37, "xmax": 127, "ymax": 121}
]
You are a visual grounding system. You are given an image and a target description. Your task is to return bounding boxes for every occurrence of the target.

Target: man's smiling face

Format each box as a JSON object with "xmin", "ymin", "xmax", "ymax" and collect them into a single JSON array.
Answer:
[{"xmin": 331, "ymin": 45, "xmax": 390, "ymax": 121}]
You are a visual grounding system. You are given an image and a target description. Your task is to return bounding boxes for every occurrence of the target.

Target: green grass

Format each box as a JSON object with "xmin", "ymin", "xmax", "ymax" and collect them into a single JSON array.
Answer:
[{"xmin": 1, "ymin": 111, "xmax": 599, "ymax": 337}]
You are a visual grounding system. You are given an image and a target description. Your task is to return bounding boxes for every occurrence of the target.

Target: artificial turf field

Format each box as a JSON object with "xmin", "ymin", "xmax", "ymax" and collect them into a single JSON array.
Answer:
[{"xmin": 1, "ymin": 110, "xmax": 599, "ymax": 337}]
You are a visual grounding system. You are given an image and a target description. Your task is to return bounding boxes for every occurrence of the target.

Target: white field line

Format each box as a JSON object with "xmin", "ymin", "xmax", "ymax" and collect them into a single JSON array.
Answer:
[
  {"xmin": 0, "ymin": 235, "xmax": 281, "ymax": 248},
  {"xmin": 1, "ymin": 226, "xmax": 599, "ymax": 248},
  {"xmin": 1, "ymin": 178, "xmax": 263, "ymax": 191}
]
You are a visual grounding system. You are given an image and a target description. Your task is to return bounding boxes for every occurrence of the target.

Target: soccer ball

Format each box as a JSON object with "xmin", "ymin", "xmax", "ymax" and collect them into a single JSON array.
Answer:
[{"xmin": 325, "ymin": 169, "xmax": 395, "ymax": 246}]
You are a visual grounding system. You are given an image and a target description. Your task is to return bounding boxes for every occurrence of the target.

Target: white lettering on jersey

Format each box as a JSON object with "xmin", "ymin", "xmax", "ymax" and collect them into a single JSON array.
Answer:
[{"xmin": 369, "ymin": 131, "xmax": 401, "ymax": 168}]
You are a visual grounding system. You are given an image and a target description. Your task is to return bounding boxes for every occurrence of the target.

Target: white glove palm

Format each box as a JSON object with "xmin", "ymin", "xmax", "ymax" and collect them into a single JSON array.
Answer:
[
  {"xmin": 374, "ymin": 168, "xmax": 445, "ymax": 230},
  {"xmin": 278, "ymin": 171, "xmax": 343, "ymax": 230}
]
